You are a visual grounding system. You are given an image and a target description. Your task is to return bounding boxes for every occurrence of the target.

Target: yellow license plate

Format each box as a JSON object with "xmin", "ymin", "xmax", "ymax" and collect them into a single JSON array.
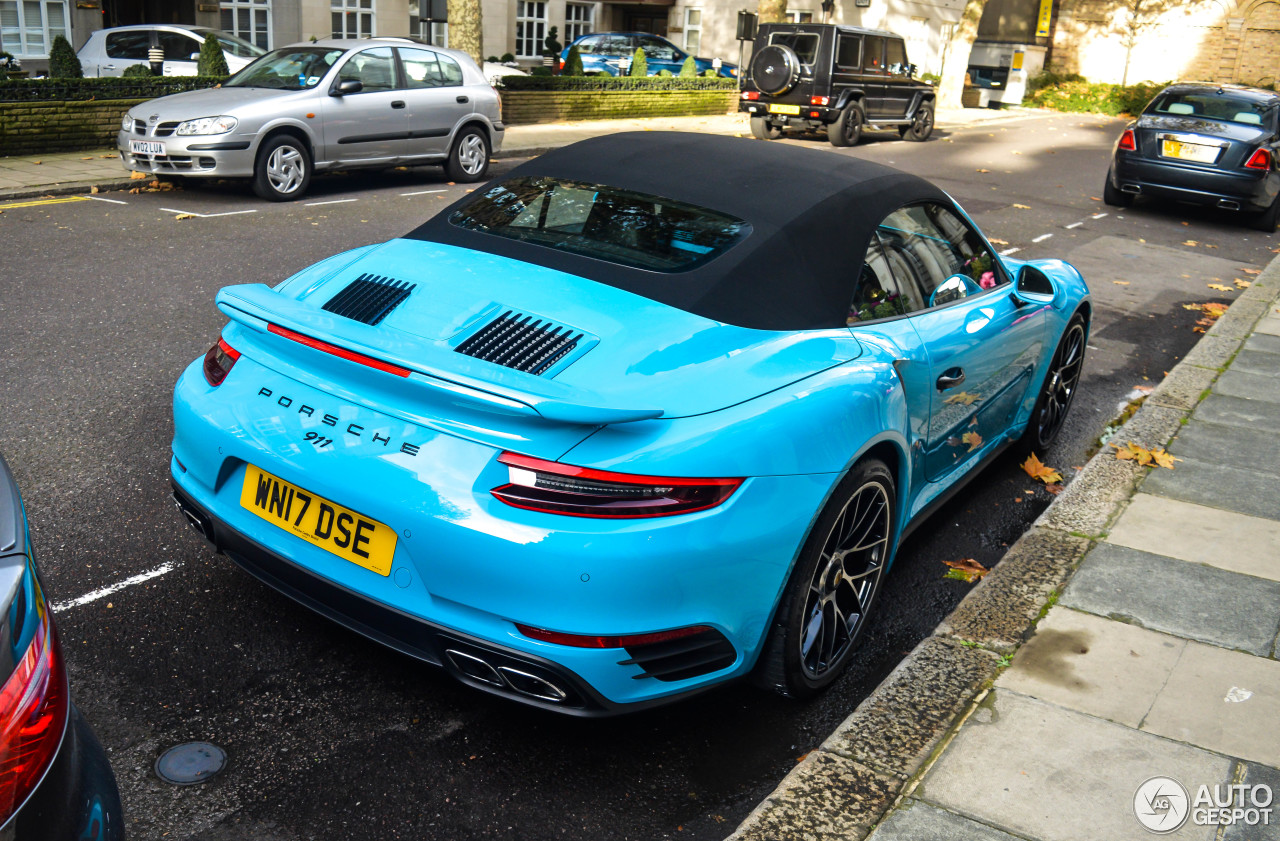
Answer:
[
  {"xmin": 768, "ymin": 103, "xmax": 801, "ymax": 115},
  {"xmin": 1162, "ymin": 139, "xmax": 1218, "ymax": 163},
  {"xmin": 240, "ymin": 465, "xmax": 397, "ymax": 576}
]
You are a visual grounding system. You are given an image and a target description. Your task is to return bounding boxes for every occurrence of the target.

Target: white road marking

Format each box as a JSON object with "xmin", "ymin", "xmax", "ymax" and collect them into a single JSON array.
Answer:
[
  {"xmin": 1000, "ymin": 247, "xmax": 1021, "ymax": 256},
  {"xmin": 1065, "ymin": 221, "xmax": 1083, "ymax": 229},
  {"xmin": 160, "ymin": 207, "xmax": 258, "ymax": 218},
  {"xmin": 87, "ymin": 195, "xmax": 129, "ymax": 205},
  {"xmin": 400, "ymin": 189, "xmax": 447, "ymax": 196},
  {"xmin": 1091, "ymin": 212, "xmax": 1109, "ymax": 219},
  {"xmin": 1031, "ymin": 233, "xmax": 1053, "ymax": 243},
  {"xmin": 305, "ymin": 198, "xmax": 358, "ymax": 206},
  {"xmin": 52, "ymin": 562, "xmax": 178, "ymax": 612}
]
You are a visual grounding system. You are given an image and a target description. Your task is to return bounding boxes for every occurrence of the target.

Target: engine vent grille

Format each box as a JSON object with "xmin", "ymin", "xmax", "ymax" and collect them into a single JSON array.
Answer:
[
  {"xmin": 618, "ymin": 629, "xmax": 737, "ymax": 682},
  {"xmin": 322, "ymin": 274, "xmax": 416, "ymax": 326},
  {"xmin": 455, "ymin": 311, "xmax": 583, "ymax": 376}
]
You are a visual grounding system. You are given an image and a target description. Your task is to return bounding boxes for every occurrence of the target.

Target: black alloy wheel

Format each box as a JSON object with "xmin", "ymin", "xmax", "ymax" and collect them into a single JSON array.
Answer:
[
  {"xmin": 756, "ymin": 458, "xmax": 895, "ymax": 698},
  {"xmin": 827, "ymin": 101, "xmax": 865, "ymax": 147},
  {"xmin": 901, "ymin": 101, "xmax": 934, "ymax": 141},
  {"xmin": 750, "ymin": 115, "xmax": 782, "ymax": 140},
  {"xmin": 1023, "ymin": 313, "xmax": 1087, "ymax": 454}
]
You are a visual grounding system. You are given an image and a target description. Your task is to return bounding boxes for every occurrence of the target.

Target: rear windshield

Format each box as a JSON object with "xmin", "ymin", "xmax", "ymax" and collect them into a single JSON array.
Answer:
[
  {"xmin": 1147, "ymin": 91, "xmax": 1273, "ymax": 127},
  {"xmin": 449, "ymin": 177, "xmax": 751, "ymax": 273},
  {"xmin": 768, "ymin": 32, "xmax": 820, "ymax": 64}
]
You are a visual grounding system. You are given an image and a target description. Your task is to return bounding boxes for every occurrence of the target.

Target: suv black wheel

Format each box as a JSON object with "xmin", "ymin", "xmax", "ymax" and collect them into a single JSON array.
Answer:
[
  {"xmin": 755, "ymin": 457, "xmax": 895, "ymax": 699},
  {"xmin": 749, "ymin": 44, "xmax": 802, "ymax": 96},
  {"xmin": 827, "ymin": 101, "xmax": 864, "ymax": 147},
  {"xmin": 899, "ymin": 101, "xmax": 934, "ymax": 141},
  {"xmin": 750, "ymin": 115, "xmax": 782, "ymax": 140}
]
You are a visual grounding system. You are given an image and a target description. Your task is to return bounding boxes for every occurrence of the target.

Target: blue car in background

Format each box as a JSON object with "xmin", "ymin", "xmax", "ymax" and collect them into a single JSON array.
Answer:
[
  {"xmin": 169, "ymin": 133, "xmax": 1088, "ymax": 716},
  {"xmin": 561, "ymin": 32, "xmax": 738, "ymax": 77}
]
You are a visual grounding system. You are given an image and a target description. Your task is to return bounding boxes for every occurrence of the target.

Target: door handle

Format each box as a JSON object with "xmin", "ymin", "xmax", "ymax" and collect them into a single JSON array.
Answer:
[
  {"xmin": 936, "ymin": 368, "xmax": 965, "ymax": 391},
  {"xmin": 456, "ymin": 95, "xmax": 469, "ymax": 104},
  {"xmin": 391, "ymin": 100, "xmax": 406, "ymax": 109}
]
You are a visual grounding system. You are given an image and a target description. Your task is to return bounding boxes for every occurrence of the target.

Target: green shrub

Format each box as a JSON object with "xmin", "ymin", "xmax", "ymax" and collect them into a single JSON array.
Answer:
[
  {"xmin": 486, "ymin": 55, "xmax": 499, "ymax": 62},
  {"xmin": 498, "ymin": 75, "xmax": 736, "ymax": 91},
  {"xmin": 629, "ymin": 47, "xmax": 647, "ymax": 77},
  {"xmin": 1025, "ymin": 78, "xmax": 1165, "ymax": 116},
  {"xmin": 702, "ymin": 68, "xmax": 717, "ymax": 77},
  {"xmin": 500, "ymin": 52, "xmax": 515, "ymax": 63},
  {"xmin": 563, "ymin": 45, "xmax": 584, "ymax": 76},
  {"xmin": 656, "ymin": 69, "xmax": 673, "ymax": 76},
  {"xmin": 0, "ymin": 75, "xmax": 226, "ymax": 102},
  {"xmin": 1026, "ymin": 70, "xmax": 1085, "ymax": 96},
  {"xmin": 543, "ymin": 26, "xmax": 562, "ymax": 59},
  {"xmin": 920, "ymin": 72, "xmax": 940, "ymax": 85},
  {"xmin": 197, "ymin": 33, "xmax": 229, "ymax": 76},
  {"xmin": 530, "ymin": 66, "xmax": 553, "ymax": 77},
  {"xmin": 679, "ymin": 56, "xmax": 697, "ymax": 77},
  {"xmin": 122, "ymin": 63, "xmax": 154, "ymax": 78},
  {"xmin": 48, "ymin": 34, "xmax": 82, "ymax": 78}
]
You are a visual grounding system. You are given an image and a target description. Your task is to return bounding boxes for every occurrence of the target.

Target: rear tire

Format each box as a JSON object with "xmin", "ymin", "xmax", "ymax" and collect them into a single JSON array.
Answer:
[
  {"xmin": 755, "ymin": 458, "xmax": 895, "ymax": 699},
  {"xmin": 1249, "ymin": 194, "xmax": 1280, "ymax": 232},
  {"xmin": 252, "ymin": 134, "xmax": 311, "ymax": 202},
  {"xmin": 1018, "ymin": 312, "xmax": 1087, "ymax": 457},
  {"xmin": 901, "ymin": 101, "xmax": 934, "ymax": 141},
  {"xmin": 827, "ymin": 101, "xmax": 864, "ymax": 147},
  {"xmin": 750, "ymin": 115, "xmax": 782, "ymax": 140},
  {"xmin": 1102, "ymin": 168, "xmax": 1133, "ymax": 207},
  {"xmin": 444, "ymin": 126, "xmax": 490, "ymax": 183}
]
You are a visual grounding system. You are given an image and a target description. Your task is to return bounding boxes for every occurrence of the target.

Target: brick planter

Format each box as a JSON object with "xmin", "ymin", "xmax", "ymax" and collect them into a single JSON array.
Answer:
[
  {"xmin": 0, "ymin": 98, "xmax": 141, "ymax": 156},
  {"xmin": 501, "ymin": 89, "xmax": 739, "ymax": 125}
]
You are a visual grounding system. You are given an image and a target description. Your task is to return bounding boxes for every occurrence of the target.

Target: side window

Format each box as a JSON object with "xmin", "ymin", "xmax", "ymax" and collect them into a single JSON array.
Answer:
[
  {"xmin": 835, "ymin": 34, "xmax": 861, "ymax": 71},
  {"xmin": 400, "ymin": 47, "xmax": 449, "ymax": 88},
  {"xmin": 885, "ymin": 38, "xmax": 908, "ymax": 76},
  {"xmin": 863, "ymin": 35, "xmax": 884, "ymax": 73},
  {"xmin": 105, "ymin": 31, "xmax": 151, "ymax": 60},
  {"xmin": 159, "ymin": 31, "xmax": 201, "ymax": 61},
  {"xmin": 338, "ymin": 47, "xmax": 396, "ymax": 92},
  {"xmin": 575, "ymin": 35, "xmax": 602, "ymax": 54},
  {"xmin": 438, "ymin": 53, "xmax": 463, "ymax": 84},
  {"xmin": 849, "ymin": 232, "xmax": 926, "ymax": 324},
  {"xmin": 599, "ymin": 35, "xmax": 633, "ymax": 55},
  {"xmin": 876, "ymin": 203, "xmax": 1005, "ymax": 309},
  {"xmin": 639, "ymin": 35, "xmax": 676, "ymax": 61}
]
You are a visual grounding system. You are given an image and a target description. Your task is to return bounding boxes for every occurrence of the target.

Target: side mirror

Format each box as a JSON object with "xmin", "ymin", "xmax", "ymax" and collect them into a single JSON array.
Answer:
[
  {"xmin": 332, "ymin": 78, "xmax": 363, "ymax": 96},
  {"xmin": 930, "ymin": 274, "xmax": 976, "ymax": 308},
  {"xmin": 1012, "ymin": 264, "xmax": 1057, "ymax": 305},
  {"xmin": 190, "ymin": 52, "xmax": 200, "ymax": 60}
]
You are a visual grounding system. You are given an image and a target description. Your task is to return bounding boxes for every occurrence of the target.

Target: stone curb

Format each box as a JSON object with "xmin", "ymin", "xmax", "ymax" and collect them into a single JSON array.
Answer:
[{"xmin": 726, "ymin": 257, "xmax": 1280, "ymax": 841}]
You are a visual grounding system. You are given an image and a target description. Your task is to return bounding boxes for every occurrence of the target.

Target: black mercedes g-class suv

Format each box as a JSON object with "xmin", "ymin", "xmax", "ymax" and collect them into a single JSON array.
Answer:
[{"xmin": 740, "ymin": 23, "xmax": 935, "ymax": 146}]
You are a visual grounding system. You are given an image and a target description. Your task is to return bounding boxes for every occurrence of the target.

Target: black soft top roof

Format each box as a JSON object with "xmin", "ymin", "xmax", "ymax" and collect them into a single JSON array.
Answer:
[{"xmin": 406, "ymin": 132, "xmax": 949, "ymax": 330}]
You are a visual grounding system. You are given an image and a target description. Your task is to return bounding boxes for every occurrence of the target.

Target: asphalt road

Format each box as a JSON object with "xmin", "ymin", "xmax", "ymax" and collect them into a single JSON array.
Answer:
[{"xmin": 0, "ymin": 110, "xmax": 1274, "ymax": 840}]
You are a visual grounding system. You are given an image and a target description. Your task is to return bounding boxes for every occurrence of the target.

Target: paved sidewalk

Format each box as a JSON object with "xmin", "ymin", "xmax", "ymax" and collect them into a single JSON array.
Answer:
[
  {"xmin": 730, "ymin": 261, "xmax": 1280, "ymax": 838},
  {"xmin": 0, "ymin": 105, "xmax": 1042, "ymax": 202}
]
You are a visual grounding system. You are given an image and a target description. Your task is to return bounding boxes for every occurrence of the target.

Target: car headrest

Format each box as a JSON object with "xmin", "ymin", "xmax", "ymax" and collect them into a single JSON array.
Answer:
[
  {"xmin": 1166, "ymin": 103, "xmax": 1195, "ymax": 115},
  {"xmin": 1235, "ymin": 111, "xmax": 1262, "ymax": 125}
]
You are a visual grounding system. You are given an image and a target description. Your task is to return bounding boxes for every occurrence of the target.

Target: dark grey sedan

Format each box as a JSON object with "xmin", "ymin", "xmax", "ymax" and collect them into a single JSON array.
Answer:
[{"xmin": 1105, "ymin": 82, "xmax": 1280, "ymax": 231}]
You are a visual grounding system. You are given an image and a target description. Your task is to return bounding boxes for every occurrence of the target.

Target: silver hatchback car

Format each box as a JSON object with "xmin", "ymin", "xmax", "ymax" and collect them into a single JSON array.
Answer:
[{"xmin": 117, "ymin": 37, "xmax": 504, "ymax": 201}]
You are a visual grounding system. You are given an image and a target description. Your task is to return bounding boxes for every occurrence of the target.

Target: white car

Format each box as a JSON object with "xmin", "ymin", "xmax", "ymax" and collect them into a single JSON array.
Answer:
[
  {"xmin": 482, "ymin": 61, "xmax": 527, "ymax": 86},
  {"xmin": 78, "ymin": 25, "xmax": 264, "ymax": 77}
]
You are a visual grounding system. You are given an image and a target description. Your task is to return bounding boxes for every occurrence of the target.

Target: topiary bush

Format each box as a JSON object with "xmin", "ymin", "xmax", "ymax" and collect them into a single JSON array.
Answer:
[
  {"xmin": 122, "ymin": 63, "xmax": 153, "ymax": 77},
  {"xmin": 500, "ymin": 52, "xmax": 515, "ymax": 63},
  {"xmin": 679, "ymin": 56, "xmax": 697, "ymax": 77},
  {"xmin": 48, "ymin": 34, "xmax": 82, "ymax": 78},
  {"xmin": 702, "ymin": 68, "xmax": 717, "ymax": 77},
  {"xmin": 563, "ymin": 45, "xmax": 584, "ymax": 76},
  {"xmin": 543, "ymin": 26, "xmax": 562, "ymax": 60},
  {"xmin": 197, "ymin": 33, "xmax": 229, "ymax": 76},
  {"xmin": 629, "ymin": 47, "xmax": 647, "ymax": 77}
]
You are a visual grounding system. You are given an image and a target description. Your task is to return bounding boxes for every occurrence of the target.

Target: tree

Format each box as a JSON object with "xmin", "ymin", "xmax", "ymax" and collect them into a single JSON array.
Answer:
[
  {"xmin": 936, "ymin": 0, "xmax": 985, "ymax": 109},
  {"xmin": 198, "ymin": 33, "xmax": 229, "ymax": 76},
  {"xmin": 756, "ymin": 0, "xmax": 786, "ymax": 25},
  {"xmin": 448, "ymin": 0, "xmax": 483, "ymax": 67},
  {"xmin": 1112, "ymin": 0, "xmax": 1177, "ymax": 86},
  {"xmin": 563, "ymin": 45, "xmax": 584, "ymax": 76},
  {"xmin": 629, "ymin": 47, "xmax": 647, "ymax": 77},
  {"xmin": 48, "ymin": 34, "xmax": 82, "ymax": 78}
]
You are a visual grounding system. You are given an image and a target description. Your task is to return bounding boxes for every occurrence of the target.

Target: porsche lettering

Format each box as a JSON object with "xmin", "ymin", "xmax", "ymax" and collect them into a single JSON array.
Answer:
[{"xmin": 256, "ymin": 387, "xmax": 420, "ymax": 456}]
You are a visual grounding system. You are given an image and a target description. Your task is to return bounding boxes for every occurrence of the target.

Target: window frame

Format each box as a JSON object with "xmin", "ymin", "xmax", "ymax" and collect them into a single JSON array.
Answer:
[
  {"xmin": 331, "ymin": 0, "xmax": 375, "ymax": 39},
  {"xmin": 220, "ymin": 0, "xmax": 273, "ymax": 51},
  {"xmin": 516, "ymin": 0, "xmax": 548, "ymax": 60},
  {"xmin": 1, "ymin": 0, "xmax": 68, "ymax": 59},
  {"xmin": 564, "ymin": 1, "xmax": 595, "ymax": 46},
  {"xmin": 683, "ymin": 7, "xmax": 701, "ymax": 55}
]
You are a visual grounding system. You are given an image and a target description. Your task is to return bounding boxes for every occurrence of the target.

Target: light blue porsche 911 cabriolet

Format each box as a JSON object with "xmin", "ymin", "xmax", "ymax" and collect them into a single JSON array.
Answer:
[{"xmin": 169, "ymin": 132, "xmax": 1089, "ymax": 715}]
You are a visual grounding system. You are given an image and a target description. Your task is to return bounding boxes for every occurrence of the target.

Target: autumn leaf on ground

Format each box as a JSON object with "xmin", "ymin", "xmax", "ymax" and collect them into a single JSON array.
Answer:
[
  {"xmin": 1090, "ymin": 196, "xmax": 1102, "ymax": 201},
  {"xmin": 976, "ymin": 168, "xmax": 991, "ymax": 173},
  {"xmin": 1183, "ymin": 240, "xmax": 1199, "ymax": 246},
  {"xmin": 1133, "ymin": 384, "xmax": 1154, "ymax": 395},
  {"xmin": 100, "ymin": 154, "xmax": 115, "ymax": 159},
  {"xmin": 1113, "ymin": 280, "xmax": 1130, "ymax": 285},
  {"xmin": 1114, "ymin": 442, "xmax": 1181, "ymax": 469},
  {"xmin": 1235, "ymin": 279, "xmax": 1252, "ymax": 288},
  {"xmin": 1242, "ymin": 268, "xmax": 1261, "ymax": 275},
  {"xmin": 1022, "ymin": 453, "xmax": 1063, "ymax": 484},
  {"xmin": 1013, "ymin": 203, "xmax": 1031, "ymax": 209},
  {"xmin": 129, "ymin": 171, "xmax": 146, "ymax": 180},
  {"xmin": 988, "ymin": 237, "xmax": 1009, "ymax": 245},
  {"xmin": 1044, "ymin": 483, "xmax": 1064, "ymax": 495},
  {"xmin": 174, "ymin": 213, "xmax": 196, "ymax": 220},
  {"xmin": 90, "ymin": 186, "xmax": 99, "ymax": 194},
  {"xmin": 1207, "ymin": 283, "xmax": 1234, "ymax": 292},
  {"xmin": 944, "ymin": 391, "xmax": 982, "ymax": 406},
  {"xmin": 1204, "ymin": 244, "xmax": 1219, "ymax": 249},
  {"xmin": 961, "ymin": 431, "xmax": 983, "ymax": 452},
  {"xmin": 944, "ymin": 558, "xmax": 990, "ymax": 583}
]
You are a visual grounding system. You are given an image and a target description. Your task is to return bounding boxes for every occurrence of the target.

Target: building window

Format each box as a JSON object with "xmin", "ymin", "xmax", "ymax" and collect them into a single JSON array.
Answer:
[
  {"xmin": 683, "ymin": 8, "xmax": 701, "ymax": 55},
  {"xmin": 516, "ymin": 0, "xmax": 546, "ymax": 59},
  {"xmin": 332, "ymin": 0, "xmax": 374, "ymax": 39},
  {"xmin": 565, "ymin": 2, "xmax": 593, "ymax": 45},
  {"xmin": 221, "ymin": 0, "xmax": 272, "ymax": 50},
  {"xmin": 410, "ymin": 0, "xmax": 447, "ymax": 47},
  {"xmin": 784, "ymin": 10, "xmax": 813, "ymax": 23},
  {"xmin": 0, "ymin": 0, "xmax": 67, "ymax": 58}
]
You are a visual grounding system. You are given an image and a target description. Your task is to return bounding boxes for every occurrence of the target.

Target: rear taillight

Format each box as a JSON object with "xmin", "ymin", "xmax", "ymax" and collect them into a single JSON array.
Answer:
[
  {"xmin": 516, "ymin": 623, "xmax": 713, "ymax": 648},
  {"xmin": 1246, "ymin": 148, "xmax": 1272, "ymax": 170},
  {"xmin": 741, "ymin": 91, "xmax": 759, "ymax": 101},
  {"xmin": 0, "ymin": 597, "xmax": 68, "ymax": 825},
  {"xmin": 810, "ymin": 95, "xmax": 830, "ymax": 105},
  {"xmin": 1118, "ymin": 129, "xmax": 1136, "ymax": 151},
  {"xmin": 202, "ymin": 338, "xmax": 240, "ymax": 387},
  {"xmin": 492, "ymin": 452, "xmax": 742, "ymax": 518},
  {"xmin": 268, "ymin": 324, "xmax": 411, "ymax": 377}
]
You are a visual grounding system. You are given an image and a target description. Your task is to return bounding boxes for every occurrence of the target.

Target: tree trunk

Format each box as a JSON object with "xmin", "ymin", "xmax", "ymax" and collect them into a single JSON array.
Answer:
[
  {"xmin": 449, "ymin": 0, "xmax": 483, "ymax": 67},
  {"xmin": 937, "ymin": 0, "xmax": 986, "ymax": 110},
  {"xmin": 757, "ymin": 0, "xmax": 786, "ymax": 25}
]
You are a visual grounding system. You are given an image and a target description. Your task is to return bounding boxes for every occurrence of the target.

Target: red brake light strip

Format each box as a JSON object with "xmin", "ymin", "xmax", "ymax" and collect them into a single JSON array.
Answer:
[{"xmin": 268, "ymin": 324, "xmax": 411, "ymax": 378}]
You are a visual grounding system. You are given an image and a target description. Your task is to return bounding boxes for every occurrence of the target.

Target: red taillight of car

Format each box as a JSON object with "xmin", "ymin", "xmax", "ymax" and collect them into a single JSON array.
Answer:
[
  {"xmin": 516, "ymin": 623, "xmax": 714, "ymax": 649},
  {"xmin": 741, "ymin": 91, "xmax": 760, "ymax": 101},
  {"xmin": 267, "ymin": 324, "xmax": 411, "ymax": 378},
  {"xmin": 202, "ymin": 337, "xmax": 240, "ymax": 387},
  {"xmin": 492, "ymin": 452, "xmax": 742, "ymax": 518},
  {"xmin": 1118, "ymin": 129, "xmax": 1136, "ymax": 151},
  {"xmin": 1245, "ymin": 148, "xmax": 1272, "ymax": 170},
  {"xmin": 810, "ymin": 95, "xmax": 830, "ymax": 106},
  {"xmin": 0, "ymin": 604, "xmax": 69, "ymax": 826}
]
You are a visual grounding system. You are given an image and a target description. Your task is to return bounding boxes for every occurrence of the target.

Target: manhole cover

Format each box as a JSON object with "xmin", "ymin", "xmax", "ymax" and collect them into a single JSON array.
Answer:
[{"xmin": 155, "ymin": 742, "xmax": 226, "ymax": 785}]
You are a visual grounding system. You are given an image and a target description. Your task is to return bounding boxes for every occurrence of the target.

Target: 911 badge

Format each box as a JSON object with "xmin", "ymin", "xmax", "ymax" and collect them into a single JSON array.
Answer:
[{"xmin": 256, "ymin": 386, "xmax": 422, "ymax": 457}]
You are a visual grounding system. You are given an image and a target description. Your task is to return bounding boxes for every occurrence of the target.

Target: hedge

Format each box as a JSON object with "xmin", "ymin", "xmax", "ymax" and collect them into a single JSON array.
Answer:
[
  {"xmin": 1024, "ymin": 76, "xmax": 1167, "ymax": 117},
  {"xmin": 0, "ymin": 75, "xmax": 227, "ymax": 102},
  {"xmin": 498, "ymin": 75, "xmax": 737, "ymax": 91}
]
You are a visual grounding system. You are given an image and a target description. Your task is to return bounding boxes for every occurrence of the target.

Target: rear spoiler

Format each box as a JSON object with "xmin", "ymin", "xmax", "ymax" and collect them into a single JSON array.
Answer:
[{"xmin": 216, "ymin": 284, "xmax": 665, "ymax": 425}]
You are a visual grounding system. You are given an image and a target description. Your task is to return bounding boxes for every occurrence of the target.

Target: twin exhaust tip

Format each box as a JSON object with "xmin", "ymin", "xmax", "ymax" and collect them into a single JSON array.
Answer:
[{"xmin": 445, "ymin": 648, "xmax": 570, "ymax": 704}]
